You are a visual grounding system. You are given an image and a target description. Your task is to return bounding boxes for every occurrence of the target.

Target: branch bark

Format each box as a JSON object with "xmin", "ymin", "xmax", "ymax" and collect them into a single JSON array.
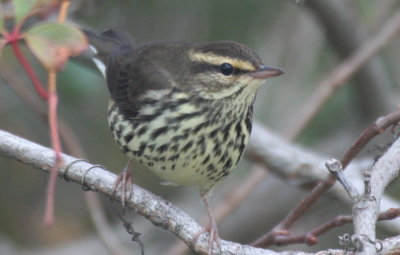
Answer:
[
  {"xmin": 352, "ymin": 137, "xmax": 400, "ymax": 254},
  {"xmin": 0, "ymin": 129, "xmax": 311, "ymax": 255}
]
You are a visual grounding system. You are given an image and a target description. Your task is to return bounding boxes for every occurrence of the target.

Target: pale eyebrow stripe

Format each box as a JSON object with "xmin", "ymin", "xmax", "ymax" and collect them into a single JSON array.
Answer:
[{"xmin": 188, "ymin": 50, "xmax": 255, "ymax": 71}]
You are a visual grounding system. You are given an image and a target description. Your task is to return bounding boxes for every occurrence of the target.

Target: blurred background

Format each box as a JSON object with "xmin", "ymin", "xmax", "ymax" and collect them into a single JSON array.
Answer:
[{"xmin": 0, "ymin": 0, "xmax": 399, "ymax": 254}]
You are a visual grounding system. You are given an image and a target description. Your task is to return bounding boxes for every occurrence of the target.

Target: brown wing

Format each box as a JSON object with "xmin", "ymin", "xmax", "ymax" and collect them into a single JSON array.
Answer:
[
  {"xmin": 85, "ymin": 29, "xmax": 175, "ymax": 118},
  {"xmin": 106, "ymin": 43, "xmax": 177, "ymax": 118}
]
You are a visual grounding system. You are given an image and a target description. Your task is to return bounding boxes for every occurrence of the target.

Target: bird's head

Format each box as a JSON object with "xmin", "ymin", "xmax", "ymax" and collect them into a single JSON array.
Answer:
[{"xmin": 180, "ymin": 41, "xmax": 284, "ymax": 100}]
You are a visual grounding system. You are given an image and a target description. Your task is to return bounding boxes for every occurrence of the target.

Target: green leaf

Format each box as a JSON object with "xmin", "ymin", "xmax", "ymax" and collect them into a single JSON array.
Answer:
[
  {"xmin": 13, "ymin": 0, "xmax": 38, "ymax": 25},
  {"xmin": 24, "ymin": 22, "xmax": 88, "ymax": 70}
]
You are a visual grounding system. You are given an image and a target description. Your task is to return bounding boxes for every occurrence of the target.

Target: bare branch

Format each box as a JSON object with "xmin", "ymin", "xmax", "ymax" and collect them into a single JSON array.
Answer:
[
  {"xmin": 0, "ymin": 129, "xmax": 317, "ymax": 255},
  {"xmin": 341, "ymin": 111, "xmax": 400, "ymax": 168},
  {"xmin": 352, "ymin": 137, "xmax": 400, "ymax": 254},
  {"xmin": 326, "ymin": 159, "xmax": 359, "ymax": 200},
  {"xmin": 251, "ymin": 208, "xmax": 400, "ymax": 247}
]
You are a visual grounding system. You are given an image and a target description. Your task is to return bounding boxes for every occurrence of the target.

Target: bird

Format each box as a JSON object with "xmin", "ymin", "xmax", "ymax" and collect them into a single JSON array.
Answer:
[{"xmin": 84, "ymin": 29, "xmax": 284, "ymax": 254}]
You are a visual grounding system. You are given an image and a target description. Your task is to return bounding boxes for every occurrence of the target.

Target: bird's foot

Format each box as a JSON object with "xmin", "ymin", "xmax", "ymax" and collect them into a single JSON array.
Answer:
[
  {"xmin": 193, "ymin": 222, "xmax": 221, "ymax": 255},
  {"xmin": 112, "ymin": 160, "xmax": 133, "ymax": 208}
]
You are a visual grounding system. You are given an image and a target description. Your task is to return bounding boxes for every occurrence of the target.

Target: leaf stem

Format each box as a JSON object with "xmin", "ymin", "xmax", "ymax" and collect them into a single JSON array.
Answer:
[
  {"xmin": 43, "ymin": 70, "xmax": 62, "ymax": 227},
  {"xmin": 58, "ymin": 0, "xmax": 70, "ymax": 23},
  {"xmin": 9, "ymin": 32, "xmax": 49, "ymax": 100},
  {"xmin": 43, "ymin": 0, "xmax": 71, "ymax": 227}
]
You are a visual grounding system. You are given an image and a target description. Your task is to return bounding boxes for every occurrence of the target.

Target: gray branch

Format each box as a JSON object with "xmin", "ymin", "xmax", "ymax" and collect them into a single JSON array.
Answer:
[
  {"xmin": 325, "ymin": 158, "xmax": 359, "ymax": 200},
  {"xmin": 352, "ymin": 137, "xmax": 400, "ymax": 255},
  {"xmin": 0, "ymin": 129, "xmax": 314, "ymax": 255}
]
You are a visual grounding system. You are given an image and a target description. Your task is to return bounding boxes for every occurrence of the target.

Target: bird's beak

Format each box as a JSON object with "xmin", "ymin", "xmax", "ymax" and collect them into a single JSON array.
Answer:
[{"xmin": 249, "ymin": 65, "xmax": 285, "ymax": 80}]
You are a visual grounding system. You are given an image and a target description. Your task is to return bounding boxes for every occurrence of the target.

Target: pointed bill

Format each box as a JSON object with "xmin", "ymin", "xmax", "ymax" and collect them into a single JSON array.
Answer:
[{"xmin": 249, "ymin": 65, "xmax": 284, "ymax": 80}]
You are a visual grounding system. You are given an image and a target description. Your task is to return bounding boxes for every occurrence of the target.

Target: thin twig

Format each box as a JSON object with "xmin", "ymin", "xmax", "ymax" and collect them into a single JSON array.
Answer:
[
  {"xmin": 325, "ymin": 159, "xmax": 359, "ymax": 200},
  {"xmin": 257, "ymin": 208, "xmax": 400, "ymax": 247},
  {"xmin": 57, "ymin": 0, "xmax": 70, "ymax": 23},
  {"xmin": 42, "ymin": 0, "xmax": 70, "ymax": 227},
  {"xmin": 341, "ymin": 111, "xmax": 400, "ymax": 168},
  {"xmin": 43, "ymin": 70, "xmax": 62, "ymax": 227},
  {"xmin": 8, "ymin": 36, "xmax": 49, "ymax": 99},
  {"xmin": 252, "ymin": 176, "xmax": 336, "ymax": 247}
]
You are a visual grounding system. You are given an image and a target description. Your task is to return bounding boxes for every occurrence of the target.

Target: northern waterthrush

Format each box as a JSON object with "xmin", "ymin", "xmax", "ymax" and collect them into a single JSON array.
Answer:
[{"xmin": 85, "ymin": 29, "xmax": 284, "ymax": 253}]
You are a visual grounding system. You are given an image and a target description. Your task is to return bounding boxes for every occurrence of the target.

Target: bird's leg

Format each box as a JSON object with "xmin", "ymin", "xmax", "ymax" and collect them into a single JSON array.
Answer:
[
  {"xmin": 112, "ymin": 159, "xmax": 133, "ymax": 207},
  {"xmin": 203, "ymin": 196, "xmax": 221, "ymax": 254},
  {"xmin": 192, "ymin": 195, "xmax": 221, "ymax": 254}
]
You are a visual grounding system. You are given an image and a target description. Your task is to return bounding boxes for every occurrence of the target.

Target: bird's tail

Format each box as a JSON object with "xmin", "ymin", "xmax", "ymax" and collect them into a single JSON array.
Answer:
[{"xmin": 83, "ymin": 29, "xmax": 135, "ymax": 77}]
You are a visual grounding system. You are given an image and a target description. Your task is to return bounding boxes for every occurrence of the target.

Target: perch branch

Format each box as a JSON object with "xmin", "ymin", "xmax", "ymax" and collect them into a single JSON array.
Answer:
[{"xmin": 0, "ymin": 129, "xmax": 316, "ymax": 255}]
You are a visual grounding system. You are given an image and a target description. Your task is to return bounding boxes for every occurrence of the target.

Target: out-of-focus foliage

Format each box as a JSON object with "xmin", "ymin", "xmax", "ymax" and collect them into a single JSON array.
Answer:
[{"xmin": 25, "ymin": 23, "xmax": 87, "ymax": 70}]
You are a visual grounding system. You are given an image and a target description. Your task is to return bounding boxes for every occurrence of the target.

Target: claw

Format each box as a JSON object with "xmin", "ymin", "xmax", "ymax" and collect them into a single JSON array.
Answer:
[
  {"xmin": 192, "ymin": 195, "xmax": 222, "ymax": 254},
  {"xmin": 193, "ymin": 223, "xmax": 221, "ymax": 254},
  {"xmin": 112, "ymin": 160, "xmax": 134, "ymax": 208}
]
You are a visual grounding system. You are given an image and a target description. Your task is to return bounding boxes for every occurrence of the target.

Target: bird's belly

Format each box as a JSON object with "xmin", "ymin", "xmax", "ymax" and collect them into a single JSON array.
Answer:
[{"xmin": 108, "ymin": 102, "xmax": 250, "ymax": 192}]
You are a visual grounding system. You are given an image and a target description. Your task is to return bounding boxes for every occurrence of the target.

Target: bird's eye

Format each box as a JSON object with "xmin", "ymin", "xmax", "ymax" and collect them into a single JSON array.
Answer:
[{"xmin": 220, "ymin": 63, "xmax": 234, "ymax": 76}]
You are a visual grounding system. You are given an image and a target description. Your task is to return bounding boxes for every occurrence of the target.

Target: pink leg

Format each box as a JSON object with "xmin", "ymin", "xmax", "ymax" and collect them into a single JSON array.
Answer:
[
  {"xmin": 112, "ymin": 160, "xmax": 133, "ymax": 207},
  {"xmin": 193, "ymin": 195, "xmax": 221, "ymax": 254}
]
